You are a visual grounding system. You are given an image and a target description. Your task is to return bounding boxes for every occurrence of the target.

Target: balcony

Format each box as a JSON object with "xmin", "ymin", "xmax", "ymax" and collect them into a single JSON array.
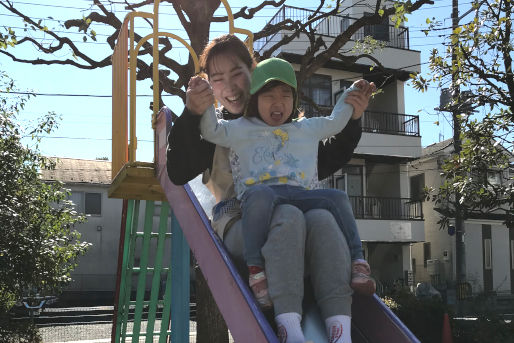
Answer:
[
  {"xmin": 362, "ymin": 110, "xmax": 420, "ymax": 137},
  {"xmin": 348, "ymin": 196, "xmax": 423, "ymax": 221},
  {"xmin": 303, "ymin": 105, "xmax": 420, "ymax": 137},
  {"xmin": 254, "ymin": 5, "xmax": 410, "ymax": 53}
]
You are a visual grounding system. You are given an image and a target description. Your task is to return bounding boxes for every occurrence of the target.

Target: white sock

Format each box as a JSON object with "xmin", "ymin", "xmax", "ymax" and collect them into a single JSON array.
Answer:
[
  {"xmin": 325, "ymin": 315, "xmax": 352, "ymax": 343},
  {"xmin": 275, "ymin": 312, "xmax": 305, "ymax": 343}
]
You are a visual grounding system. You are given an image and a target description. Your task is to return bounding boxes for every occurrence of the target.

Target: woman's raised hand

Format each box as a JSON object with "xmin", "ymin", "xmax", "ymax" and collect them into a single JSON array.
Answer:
[
  {"xmin": 186, "ymin": 75, "xmax": 215, "ymax": 115},
  {"xmin": 345, "ymin": 79, "xmax": 376, "ymax": 120}
]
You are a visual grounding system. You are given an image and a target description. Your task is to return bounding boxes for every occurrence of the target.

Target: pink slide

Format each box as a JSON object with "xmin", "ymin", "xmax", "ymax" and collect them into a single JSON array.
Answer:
[{"xmin": 155, "ymin": 111, "xmax": 420, "ymax": 343}]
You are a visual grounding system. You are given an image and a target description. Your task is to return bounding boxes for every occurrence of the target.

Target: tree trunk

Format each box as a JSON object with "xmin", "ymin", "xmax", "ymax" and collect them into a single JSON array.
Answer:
[{"xmin": 195, "ymin": 265, "xmax": 228, "ymax": 343}]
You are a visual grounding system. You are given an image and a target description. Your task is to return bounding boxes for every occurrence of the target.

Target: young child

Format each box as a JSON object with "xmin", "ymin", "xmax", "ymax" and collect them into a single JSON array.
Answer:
[{"xmin": 199, "ymin": 58, "xmax": 375, "ymax": 308}]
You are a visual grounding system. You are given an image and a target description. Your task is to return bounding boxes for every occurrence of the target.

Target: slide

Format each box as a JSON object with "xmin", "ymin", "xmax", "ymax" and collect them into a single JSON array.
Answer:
[{"xmin": 155, "ymin": 111, "xmax": 420, "ymax": 343}]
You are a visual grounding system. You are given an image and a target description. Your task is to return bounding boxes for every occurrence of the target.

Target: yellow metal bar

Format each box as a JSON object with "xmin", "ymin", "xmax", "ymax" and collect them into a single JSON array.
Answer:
[
  {"xmin": 129, "ymin": 15, "xmax": 136, "ymax": 163},
  {"xmin": 157, "ymin": 33, "xmax": 200, "ymax": 74},
  {"xmin": 127, "ymin": 12, "xmax": 154, "ymax": 163},
  {"xmin": 152, "ymin": 0, "xmax": 160, "ymax": 123},
  {"xmin": 220, "ymin": 0, "xmax": 254, "ymax": 54},
  {"xmin": 112, "ymin": 18, "xmax": 129, "ymax": 179}
]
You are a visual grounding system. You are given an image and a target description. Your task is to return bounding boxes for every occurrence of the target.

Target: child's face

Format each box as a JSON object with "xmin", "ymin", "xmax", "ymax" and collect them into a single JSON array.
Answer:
[
  {"xmin": 208, "ymin": 54, "xmax": 252, "ymax": 115},
  {"xmin": 257, "ymin": 83, "xmax": 294, "ymax": 126}
]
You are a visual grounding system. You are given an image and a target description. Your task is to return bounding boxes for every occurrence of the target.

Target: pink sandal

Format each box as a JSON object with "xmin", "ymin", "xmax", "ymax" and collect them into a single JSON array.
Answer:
[{"xmin": 249, "ymin": 271, "xmax": 273, "ymax": 309}]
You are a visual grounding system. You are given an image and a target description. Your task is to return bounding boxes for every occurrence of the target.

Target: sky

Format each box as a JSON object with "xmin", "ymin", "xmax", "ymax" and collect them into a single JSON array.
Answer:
[{"xmin": 0, "ymin": 0, "xmax": 476, "ymax": 162}]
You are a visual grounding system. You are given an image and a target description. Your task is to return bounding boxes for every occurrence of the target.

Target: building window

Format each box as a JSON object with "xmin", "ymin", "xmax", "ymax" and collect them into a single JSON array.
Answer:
[
  {"xmin": 69, "ymin": 191, "xmax": 84, "ymax": 213},
  {"xmin": 423, "ymin": 242, "xmax": 431, "ymax": 267},
  {"xmin": 410, "ymin": 174, "xmax": 425, "ymax": 201},
  {"xmin": 85, "ymin": 192, "xmax": 102, "ymax": 216},
  {"xmin": 487, "ymin": 170, "xmax": 502, "ymax": 186},
  {"xmin": 299, "ymin": 74, "xmax": 332, "ymax": 117},
  {"xmin": 364, "ymin": 12, "xmax": 390, "ymax": 42},
  {"xmin": 484, "ymin": 238, "xmax": 492, "ymax": 270},
  {"xmin": 336, "ymin": 165, "xmax": 363, "ymax": 197}
]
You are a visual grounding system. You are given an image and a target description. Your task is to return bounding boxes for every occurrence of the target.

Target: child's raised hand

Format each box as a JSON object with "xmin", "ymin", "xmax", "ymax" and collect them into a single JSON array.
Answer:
[
  {"xmin": 186, "ymin": 75, "xmax": 215, "ymax": 115},
  {"xmin": 345, "ymin": 80, "xmax": 376, "ymax": 120}
]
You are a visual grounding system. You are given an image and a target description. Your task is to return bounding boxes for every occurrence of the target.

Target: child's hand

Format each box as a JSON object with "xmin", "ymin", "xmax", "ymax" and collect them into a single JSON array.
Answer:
[
  {"xmin": 345, "ymin": 80, "xmax": 376, "ymax": 120},
  {"xmin": 186, "ymin": 75, "xmax": 215, "ymax": 115}
]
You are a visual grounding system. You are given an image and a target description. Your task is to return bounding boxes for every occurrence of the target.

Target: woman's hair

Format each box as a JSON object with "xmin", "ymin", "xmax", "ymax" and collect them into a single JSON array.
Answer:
[
  {"xmin": 199, "ymin": 34, "xmax": 257, "ymax": 77},
  {"xmin": 245, "ymin": 80, "xmax": 300, "ymax": 123}
]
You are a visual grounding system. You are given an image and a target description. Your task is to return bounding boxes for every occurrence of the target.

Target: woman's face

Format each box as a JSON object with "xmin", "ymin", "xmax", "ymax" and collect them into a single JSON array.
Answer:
[
  {"xmin": 208, "ymin": 54, "xmax": 252, "ymax": 115},
  {"xmin": 257, "ymin": 83, "xmax": 294, "ymax": 127}
]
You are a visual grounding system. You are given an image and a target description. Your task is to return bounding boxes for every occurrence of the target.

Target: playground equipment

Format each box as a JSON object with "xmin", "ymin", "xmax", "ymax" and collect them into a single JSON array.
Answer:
[{"xmin": 109, "ymin": 1, "xmax": 421, "ymax": 342}]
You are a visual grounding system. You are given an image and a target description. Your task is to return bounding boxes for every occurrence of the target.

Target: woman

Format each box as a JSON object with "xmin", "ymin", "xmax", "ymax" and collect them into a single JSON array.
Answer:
[{"xmin": 166, "ymin": 34, "xmax": 374, "ymax": 343}]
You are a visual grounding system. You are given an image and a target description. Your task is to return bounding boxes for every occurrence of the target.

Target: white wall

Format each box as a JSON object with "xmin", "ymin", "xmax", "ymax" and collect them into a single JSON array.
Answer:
[
  {"xmin": 357, "ymin": 133, "xmax": 422, "ymax": 158},
  {"xmin": 492, "ymin": 224, "xmax": 511, "ymax": 293},
  {"xmin": 66, "ymin": 184, "xmax": 123, "ymax": 292},
  {"xmin": 464, "ymin": 222, "xmax": 484, "ymax": 293},
  {"xmin": 358, "ymin": 219, "xmax": 424, "ymax": 242}
]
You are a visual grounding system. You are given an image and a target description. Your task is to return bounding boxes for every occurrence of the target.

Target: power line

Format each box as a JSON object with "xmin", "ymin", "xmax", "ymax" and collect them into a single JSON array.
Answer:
[{"xmin": 0, "ymin": 90, "xmax": 180, "ymax": 97}]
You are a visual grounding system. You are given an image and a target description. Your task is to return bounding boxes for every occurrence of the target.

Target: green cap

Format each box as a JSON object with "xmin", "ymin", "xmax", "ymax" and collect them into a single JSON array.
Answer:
[{"xmin": 250, "ymin": 58, "xmax": 297, "ymax": 95}]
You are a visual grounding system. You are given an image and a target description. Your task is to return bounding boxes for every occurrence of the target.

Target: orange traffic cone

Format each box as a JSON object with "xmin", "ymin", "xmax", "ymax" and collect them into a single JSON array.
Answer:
[{"xmin": 441, "ymin": 313, "xmax": 453, "ymax": 343}]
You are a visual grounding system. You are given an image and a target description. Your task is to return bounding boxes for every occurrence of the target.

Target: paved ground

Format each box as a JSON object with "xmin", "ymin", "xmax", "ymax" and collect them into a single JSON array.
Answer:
[
  {"xmin": 39, "ymin": 321, "xmax": 199, "ymax": 343},
  {"xmin": 38, "ymin": 321, "xmax": 237, "ymax": 343}
]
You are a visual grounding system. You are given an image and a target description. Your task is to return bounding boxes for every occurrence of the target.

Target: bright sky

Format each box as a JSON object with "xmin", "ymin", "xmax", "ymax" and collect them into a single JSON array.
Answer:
[{"xmin": 0, "ymin": 0, "xmax": 475, "ymax": 162}]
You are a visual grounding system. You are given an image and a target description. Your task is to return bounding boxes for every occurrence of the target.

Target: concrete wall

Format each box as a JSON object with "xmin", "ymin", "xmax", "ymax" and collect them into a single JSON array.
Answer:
[
  {"xmin": 66, "ymin": 184, "xmax": 123, "ymax": 293},
  {"xmin": 356, "ymin": 133, "xmax": 422, "ymax": 158},
  {"xmin": 358, "ymin": 219, "xmax": 424, "ymax": 242}
]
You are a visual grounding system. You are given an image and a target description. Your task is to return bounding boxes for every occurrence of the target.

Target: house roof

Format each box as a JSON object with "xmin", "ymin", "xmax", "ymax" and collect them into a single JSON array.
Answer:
[
  {"xmin": 40, "ymin": 157, "xmax": 111, "ymax": 185},
  {"xmin": 422, "ymin": 138, "xmax": 454, "ymax": 157}
]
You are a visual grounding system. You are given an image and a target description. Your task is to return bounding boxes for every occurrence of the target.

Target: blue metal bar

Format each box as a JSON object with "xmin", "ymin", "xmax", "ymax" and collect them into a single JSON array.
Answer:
[{"xmin": 170, "ymin": 210, "xmax": 191, "ymax": 343}]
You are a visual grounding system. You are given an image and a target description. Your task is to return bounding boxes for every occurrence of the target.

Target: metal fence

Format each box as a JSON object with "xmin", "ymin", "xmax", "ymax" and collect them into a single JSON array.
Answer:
[
  {"xmin": 348, "ymin": 195, "xmax": 423, "ymax": 220},
  {"xmin": 362, "ymin": 110, "xmax": 420, "ymax": 136},
  {"xmin": 254, "ymin": 5, "xmax": 410, "ymax": 52}
]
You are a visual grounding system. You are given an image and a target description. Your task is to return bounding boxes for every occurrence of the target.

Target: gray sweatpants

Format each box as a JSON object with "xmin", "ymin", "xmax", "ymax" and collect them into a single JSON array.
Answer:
[{"xmin": 223, "ymin": 204, "xmax": 352, "ymax": 320}]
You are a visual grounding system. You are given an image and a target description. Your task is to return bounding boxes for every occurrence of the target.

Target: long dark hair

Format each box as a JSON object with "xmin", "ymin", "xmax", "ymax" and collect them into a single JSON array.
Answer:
[{"xmin": 199, "ymin": 34, "xmax": 257, "ymax": 77}]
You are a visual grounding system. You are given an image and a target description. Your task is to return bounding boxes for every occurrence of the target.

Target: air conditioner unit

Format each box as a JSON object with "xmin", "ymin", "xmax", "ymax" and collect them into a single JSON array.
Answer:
[{"xmin": 426, "ymin": 259, "xmax": 440, "ymax": 276}]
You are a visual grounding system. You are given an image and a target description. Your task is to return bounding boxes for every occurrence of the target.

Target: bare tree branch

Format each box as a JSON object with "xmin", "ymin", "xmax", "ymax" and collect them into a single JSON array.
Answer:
[
  {"xmin": 211, "ymin": 0, "xmax": 286, "ymax": 22},
  {"xmin": 0, "ymin": 0, "xmax": 433, "ymax": 109}
]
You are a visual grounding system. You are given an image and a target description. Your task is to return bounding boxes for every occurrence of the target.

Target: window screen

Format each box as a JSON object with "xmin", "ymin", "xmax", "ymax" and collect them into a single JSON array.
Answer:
[{"xmin": 85, "ymin": 192, "xmax": 102, "ymax": 216}]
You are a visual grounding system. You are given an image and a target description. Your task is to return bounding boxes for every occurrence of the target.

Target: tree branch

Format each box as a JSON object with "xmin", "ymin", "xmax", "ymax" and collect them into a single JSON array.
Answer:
[{"xmin": 211, "ymin": 0, "xmax": 286, "ymax": 22}]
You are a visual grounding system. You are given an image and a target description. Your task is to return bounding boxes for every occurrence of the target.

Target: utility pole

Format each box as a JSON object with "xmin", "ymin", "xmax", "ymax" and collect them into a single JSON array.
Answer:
[{"xmin": 450, "ymin": 0, "xmax": 466, "ymax": 315}]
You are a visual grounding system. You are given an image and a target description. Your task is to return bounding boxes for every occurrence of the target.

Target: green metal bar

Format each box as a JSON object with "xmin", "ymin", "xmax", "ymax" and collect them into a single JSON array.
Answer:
[
  {"xmin": 159, "ymin": 263, "xmax": 173, "ymax": 343},
  {"xmin": 145, "ymin": 202, "xmax": 170, "ymax": 342},
  {"xmin": 121, "ymin": 200, "xmax": 140, "ymax": 343},
  {"xmin": 129, "ymin": 300, "xmax": 165, "ymax": 306},
  {"xmin": 131, "ymin": 267, "xmax": 170, "ymax": 273},
  {"xmin": 126, "ymin": 330, "xmax": 172, "ymax": 337},
  {"xmin": 170, "ymin": 211, "xmax": 191, "ymax": 343},
  {"xmin": 114, "ymin": 199, "xmax": 135, "ymax": 343},
  {"xmin": 131, "ymin": 200, "xmax": 155, "ymax": 343},
  {"xmin": 135, "ymin": 232, "xmax": 172, "ymax": 238}
]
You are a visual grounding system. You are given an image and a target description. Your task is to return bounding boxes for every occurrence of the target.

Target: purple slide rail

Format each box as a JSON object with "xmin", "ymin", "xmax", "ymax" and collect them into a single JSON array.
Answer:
[
  {"xmin": 156, "ymin": 110, "xmax": 420, "ymax": 343},
  {"xmin": 352, "ymin": 294, "xmax": 420, "ymax": 342}
]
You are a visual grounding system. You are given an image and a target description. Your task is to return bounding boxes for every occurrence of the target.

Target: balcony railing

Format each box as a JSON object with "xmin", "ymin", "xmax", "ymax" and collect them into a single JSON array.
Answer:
[
  {"xmin": 302, "ymin": 105, "xmax": 420, "ymax": 137},
  {"xmin": 254, "ymin": 5, "xmax": 410, "ymax": 53},
  {"xmin": 348, "ymin": 196, "xmax": 423, "ymax": 220},
  {"xmin": 362, "ymin": 110, "xmax": 420, "ymax": 136}
]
